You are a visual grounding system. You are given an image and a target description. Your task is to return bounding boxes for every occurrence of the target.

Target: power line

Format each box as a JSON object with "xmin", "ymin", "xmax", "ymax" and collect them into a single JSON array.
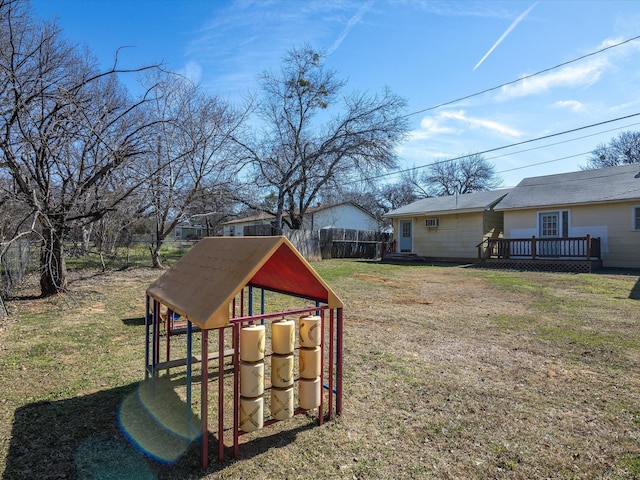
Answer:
[
  {"xmin": 366, "ymin": 112, "xmax": 640, "ymax": 183},
  {"xmin": 486, "ymin": 121, "xmax": 640, "ymax": 162},
  {"xmin": 404, "ymin": 34, "xmax": 640, "ymax": 117}
]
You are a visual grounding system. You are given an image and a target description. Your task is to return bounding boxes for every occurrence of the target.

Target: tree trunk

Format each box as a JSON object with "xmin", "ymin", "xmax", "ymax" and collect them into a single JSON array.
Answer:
[
  {"xmin": 81, "ymin": 224, "xmax": 92, "ymax": 255},
  {"xmin": 40, "ymin": 223, "xmax": 68, "ymax": 296},
  {"xmin": 150, "ymin": 229, "xmax": 164, "ymax": 269},
  {"xmin": 151, "ymin": 246, "xmax": 163, "ymax": 268}
]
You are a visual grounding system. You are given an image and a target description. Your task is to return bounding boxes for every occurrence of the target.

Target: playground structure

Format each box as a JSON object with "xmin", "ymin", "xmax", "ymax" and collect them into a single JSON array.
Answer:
[{"xmin": 143, "ymin": 236, "xmax": 344, "ymax": 469}]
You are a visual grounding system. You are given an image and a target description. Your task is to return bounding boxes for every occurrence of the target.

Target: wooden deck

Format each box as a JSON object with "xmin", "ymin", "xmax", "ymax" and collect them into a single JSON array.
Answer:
[{"xmin": 477, "ymin": 235, "xmax": 602, "ymax": 273}]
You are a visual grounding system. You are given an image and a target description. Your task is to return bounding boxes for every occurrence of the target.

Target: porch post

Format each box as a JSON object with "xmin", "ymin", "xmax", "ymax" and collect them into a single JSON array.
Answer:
[
  {"xmin": 531, "ymin": 236, "xmax": 537, "ymax": 259},
  {"xmin": 586, "ymin": 234, "xmax": 591, "ymax": 259}
]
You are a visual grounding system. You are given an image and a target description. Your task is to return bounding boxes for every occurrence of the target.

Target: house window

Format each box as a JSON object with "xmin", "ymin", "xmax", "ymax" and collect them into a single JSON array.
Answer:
[
  {"xmin": 540, "ymin": 213, "xmax": 558, "ymax": 237},
  {"xmin": 538, "ymin": 211, "xmax": 569, "ymax": 237},
  {"xmin": 175, "ymin": 228, "xmax": 182, "ymax": 238},
  {"xmin": 402, "ymin": 221, "xmax": 411, "ymax": 238},
  {"xmin": 634, "ymin": 206, "xmax": 640, "ymax": 231}
]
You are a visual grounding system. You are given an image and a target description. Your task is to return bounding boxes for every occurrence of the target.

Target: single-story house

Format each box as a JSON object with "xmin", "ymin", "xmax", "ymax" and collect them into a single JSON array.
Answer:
[
  {"xmin": 384, "ymin": 164, "xmax": 640, "ymax": 270},
  {"xmin": 172, "ymin": 222, "xmax": 205, "ymax": 241},
  {"xmin": 496, "ymin": 163, "xmax": 640, "ymax": 269},
  {"xmin": 384, "ymin": 189, "xmax": 512, "ymax": 262},
  {"xmin": 222, "ymin": 201, "xmax": 379, "ymax": 236}
]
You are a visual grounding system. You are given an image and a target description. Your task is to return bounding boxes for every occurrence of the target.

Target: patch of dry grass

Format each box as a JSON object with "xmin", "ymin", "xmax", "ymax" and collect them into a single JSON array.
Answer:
[{"xmin": 1, "ymin": 262, "xmax": 639, "ymax": 479}]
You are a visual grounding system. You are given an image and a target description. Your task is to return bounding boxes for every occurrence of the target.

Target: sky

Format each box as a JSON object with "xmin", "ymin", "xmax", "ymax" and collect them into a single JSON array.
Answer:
[{"xmin": 30, "ymin": 0, "xmax": 640, "ymax": 188}]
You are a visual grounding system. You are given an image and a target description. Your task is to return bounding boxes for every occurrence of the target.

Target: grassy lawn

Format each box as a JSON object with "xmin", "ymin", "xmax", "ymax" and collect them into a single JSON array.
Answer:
[{"xmin": 0, "ymin": 260, "xmax": 639, "ymax": 479}]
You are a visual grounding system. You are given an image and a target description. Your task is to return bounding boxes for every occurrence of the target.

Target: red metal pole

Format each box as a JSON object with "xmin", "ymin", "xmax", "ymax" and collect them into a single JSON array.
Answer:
[
  {"xmin": 318, "ymin": 310, "xmax": 324, "ymax": 426},
  {"xmin": 233, "ymin": 322, "xmax": 240, "ymax": 457},
  {"xmin": 328, "ymin": 309, "xmax": 334, "ymax": 421},
  {"xmin": 336, "ymin": 307, "xmax": 344, "ymax": 416},
  {"xmin": 218, "ymin": 327, "xmax": 225, "ymax": 463},
  {"xmin": 201, "ymin": 329, "xmax": 209, "ymax": 471}
]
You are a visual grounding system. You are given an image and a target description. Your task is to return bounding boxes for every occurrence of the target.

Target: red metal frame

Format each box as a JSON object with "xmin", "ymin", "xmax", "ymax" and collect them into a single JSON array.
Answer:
[{"xmin": 144, "ymin": 289, "xmax": 344, "ymax": 469}]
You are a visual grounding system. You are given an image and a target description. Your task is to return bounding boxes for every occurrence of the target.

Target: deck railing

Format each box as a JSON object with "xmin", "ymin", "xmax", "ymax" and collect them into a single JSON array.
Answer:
[{"xmin": 478, "ymin": 235, "xmax": 601, "ymax": 260}]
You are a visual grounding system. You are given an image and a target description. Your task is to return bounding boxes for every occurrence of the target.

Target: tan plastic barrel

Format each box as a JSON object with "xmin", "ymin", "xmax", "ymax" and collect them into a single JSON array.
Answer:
[
  {"xmin": 299, "ymin": 377, "xmax": 321, "ymax": 410},
  {"xmin": 299, "ymin": 315, "xmax": 321, "ymax": 347},
  {"xmin": 240, "ymin": 361, "xmax": 264, "ymax": 397},
  {"xmin": 271, "ymin": 386, "xmax": 294, "ymax": 420},
  {"xmin": 240, "ymin": 324, "xmax": 265, "ymax": 362},
  {"xmin": 239, "ymin": 395, "xmax": 264, "ymax": 432},
  {"xmin": 272, "ymin": 320, "xmax": 295, "ymax": 354},
  {"xmin": 271, "ymin": 353, "xmax": 294, "ymax": 388},
  {"xmin": 299, "ymin": 346, "xmax": 321, "ymax": 379}
]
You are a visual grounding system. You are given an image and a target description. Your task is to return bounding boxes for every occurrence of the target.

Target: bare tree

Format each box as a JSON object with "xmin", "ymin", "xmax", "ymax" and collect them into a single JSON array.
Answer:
[
  {"xmin": 235, "ymin": 45, "xmax": 409, "ymax": 234},
  {"xmin": 0, "ymin": 0, "xmax": 160, "ymax": 295},
  {"xmin": 584, "ymin": 131, "xmax": 640, "ymax": 169},
  {"xmin": 142, "ymin": 72, "xmax": 247, "ymax": 268},
  {"xmin": 406, "ymin": 154, "xmax": 502, "ymax": 197}
]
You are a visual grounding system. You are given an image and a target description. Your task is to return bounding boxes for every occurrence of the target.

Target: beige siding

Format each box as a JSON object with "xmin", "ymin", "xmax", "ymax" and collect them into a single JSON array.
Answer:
[
  {"xmin": 504, "ymin": 201, "xmax": 640, "ymax": 268},
  {"xmin": 410, "ymin": 212, "xmax": 484, "ymax": 259}
]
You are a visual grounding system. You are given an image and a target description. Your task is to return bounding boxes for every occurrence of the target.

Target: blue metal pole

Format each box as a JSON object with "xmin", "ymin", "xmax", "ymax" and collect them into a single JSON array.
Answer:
[{"xmin": 186, "ymin": 320, "xmax": 193, "ymax": 422}]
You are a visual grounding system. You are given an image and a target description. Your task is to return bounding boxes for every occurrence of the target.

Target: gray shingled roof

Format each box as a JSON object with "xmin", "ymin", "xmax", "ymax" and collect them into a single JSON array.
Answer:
[
  {"xmin": 497, "ymin": 164, "xmax": 640, "ymax": 210},
  {"xmin": 384, "ymin": 189, "xmax": 512, "ymax": 217}
]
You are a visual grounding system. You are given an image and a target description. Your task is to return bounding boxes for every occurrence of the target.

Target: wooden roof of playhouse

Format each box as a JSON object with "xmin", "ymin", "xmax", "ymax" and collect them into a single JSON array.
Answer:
[{"xmin": 146, "ymin": 236, "xmax": 343, "ymax": 330}]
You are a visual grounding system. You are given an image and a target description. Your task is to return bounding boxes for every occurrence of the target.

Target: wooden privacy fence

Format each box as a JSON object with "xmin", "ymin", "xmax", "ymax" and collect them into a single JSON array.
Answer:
[
  {"xmin": 319, "ymin": 229, "xmax": 391, "ymax": 260},
  {"xmin": 244, "ymin": 227, "xmax": 390, "ymax": 261}
]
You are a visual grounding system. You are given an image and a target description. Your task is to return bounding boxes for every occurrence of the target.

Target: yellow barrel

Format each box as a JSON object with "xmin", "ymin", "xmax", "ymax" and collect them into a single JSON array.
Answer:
[
  {"xmin": 239, "ymin": 395, "xmax": 264, "ymax": 432},
  {"xmin": 240, "ymin": 324, "xmax": 265, "ymax": 362},
  {"xmin": 271, "ymin": 386, "xmax": 294, "ymax": 420},
  {"xmin": 299, "ymin": 315, "xmax": 321, "ymax": 347},
  {"xmin": 299, "ymin": 377, "xmax": 321, "ymax": 410},
  {"xmin": 299, "ymin": 346, "xmax": 321, "ymax": 379},
  {"xmin": 272, "ymin": 319, "xmax": 295, "ymax": 354},
  {"xmin": 271, "ymin": 353, "xmax": 294, "ymax": 388},
  {"xmin": 240, "ymin": 361, "xmax": 264, "ymax": 397}
]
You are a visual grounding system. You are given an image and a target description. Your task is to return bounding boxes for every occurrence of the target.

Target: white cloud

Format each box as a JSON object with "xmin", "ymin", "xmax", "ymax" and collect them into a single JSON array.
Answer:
[
  {"xmin": 401, "ymin": 109, "xmax": 522, "ymax": 166},
  {"xmin": 499, "ymin": 59, "xmax": 607, "ymax": 99},
  {"xmin": 410, "ymin": 110, "xmax": 521, "ymax": 144},
  {"xmin": 439, "ymin": 110, "xmax": 522, "ymax": 137},
  {"xmin": 178, "ymin": 61, "xmax": 203, "ymax": 84},
  {"xmin": 552, "ymin": 100, "xmax": 585, "ymax": 112}
]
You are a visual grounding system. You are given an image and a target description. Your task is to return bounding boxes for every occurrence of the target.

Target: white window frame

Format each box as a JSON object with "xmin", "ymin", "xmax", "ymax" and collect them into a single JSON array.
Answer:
[
  {"xmin": 633, "ymin": 206, "xmax": 640, "ymax": 231},
  {"xmin": 537, "ymin": 210, "xmax": 570, "ymax": 238}
]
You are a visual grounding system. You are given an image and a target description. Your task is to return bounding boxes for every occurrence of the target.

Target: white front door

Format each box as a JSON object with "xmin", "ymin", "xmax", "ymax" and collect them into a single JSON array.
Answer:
[{"xmin": 399, "ymin": 220, "xmax": 412, "ymax": 252}]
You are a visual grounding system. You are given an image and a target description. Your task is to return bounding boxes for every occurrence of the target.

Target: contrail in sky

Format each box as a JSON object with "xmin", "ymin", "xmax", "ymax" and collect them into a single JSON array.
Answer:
[
  {"xmin": 473, "ymin": 1, "xmax": 539, "ymax": 71},
  {"xmin": 326, "ymin": 1, "xmax": 373, "ymax": 56}
]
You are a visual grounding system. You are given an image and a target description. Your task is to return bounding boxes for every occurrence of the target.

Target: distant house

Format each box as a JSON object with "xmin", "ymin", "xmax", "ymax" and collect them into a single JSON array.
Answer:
[
  {"xmin": 384, "ymin": 189, "xmax": 511, "ymax": 262},
  {"xmin": 384, "ymin": 164, "xmax": 640, "ymax": 270},
  {"xmin": 222, "ymin": 202, "xmax": 379, "ymax": 236},
  {"xmin": 172, "ymin": 222, "xmax": 205, "ymax": 242}
]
